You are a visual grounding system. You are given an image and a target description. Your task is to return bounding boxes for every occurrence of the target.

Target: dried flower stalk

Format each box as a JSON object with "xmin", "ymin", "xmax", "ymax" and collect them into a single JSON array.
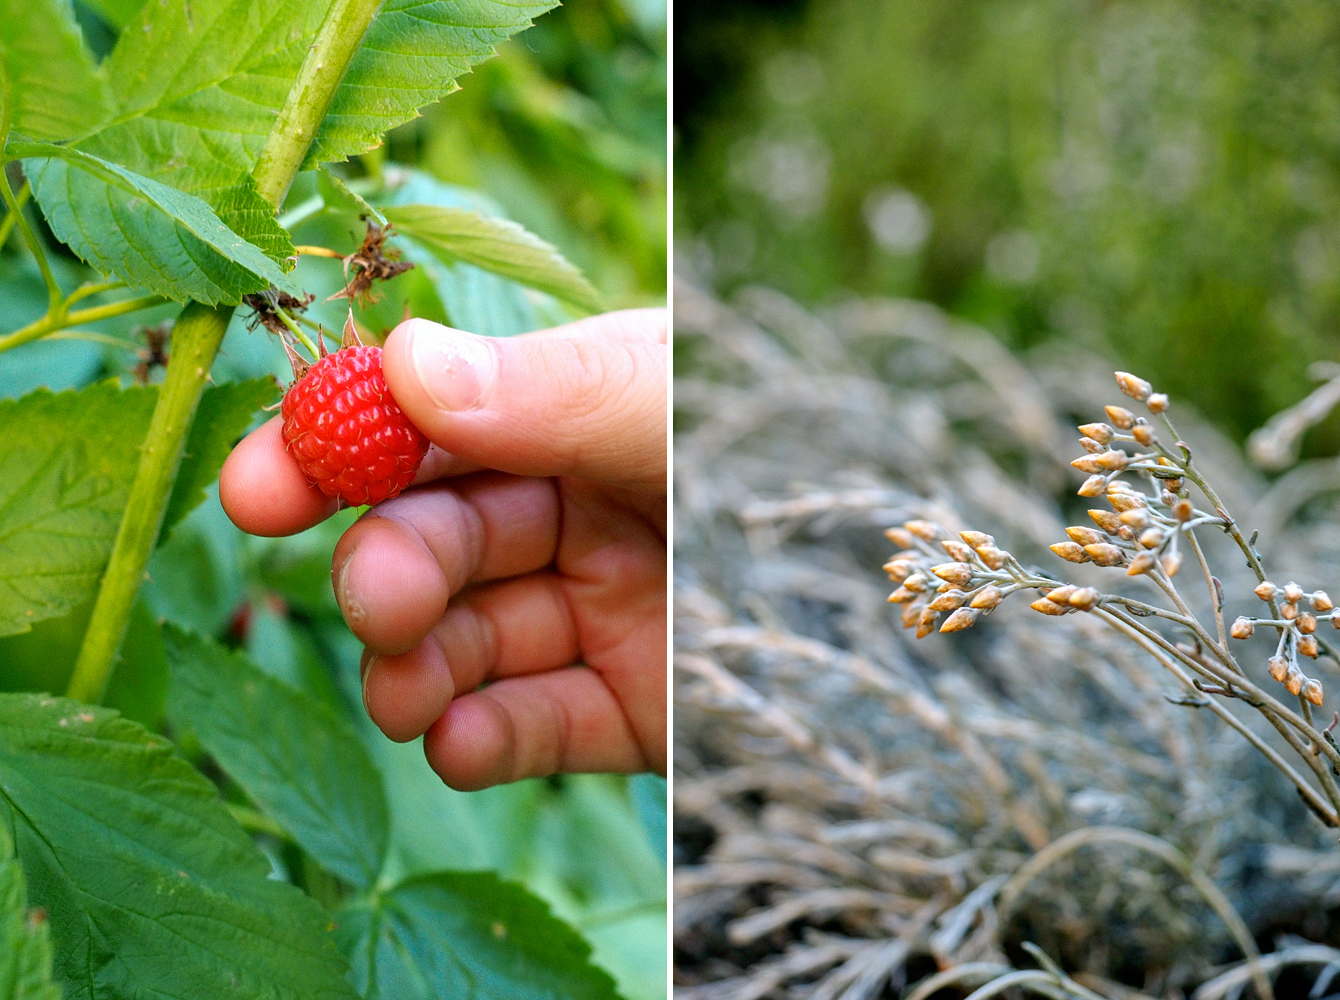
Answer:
[{"xmin": 885, "ymin": 371, "xmax": 1340, "ymax": 827}]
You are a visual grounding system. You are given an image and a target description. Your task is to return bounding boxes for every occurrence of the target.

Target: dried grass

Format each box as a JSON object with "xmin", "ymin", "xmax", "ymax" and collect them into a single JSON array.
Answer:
[{"xmin": 673, "ymin": 280, "xmax": 1340, "ymax": 1000}]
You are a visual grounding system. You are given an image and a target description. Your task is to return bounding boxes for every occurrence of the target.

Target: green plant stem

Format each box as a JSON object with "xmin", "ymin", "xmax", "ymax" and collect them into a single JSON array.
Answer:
[
  {"xmin": 0, "ymin": 294, "xmax": 165, "ymax": 354},
  {"xmin": 66, "ymin": 303, "xmax": 233, "ymax": 703},
  {"xmin": 251, "ymin": 0, "xmax": 383, "ymax": 208},
  {"xmin": 0, "ymin": 166, "xmax": 59, "ymax": 309},
  {"xmin": 0, "ymin": 179, "xmax": 31, "ymax": 246},
  {"xmin": 69, "ymin": 0, "xmax": 384, "ymax": 704}
]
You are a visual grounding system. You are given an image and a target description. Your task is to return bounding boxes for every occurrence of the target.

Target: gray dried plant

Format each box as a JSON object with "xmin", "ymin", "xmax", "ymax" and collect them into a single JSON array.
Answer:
[{"xmin": 674, "ymin": 279, "xmax": 1340, "ymax": 1000}]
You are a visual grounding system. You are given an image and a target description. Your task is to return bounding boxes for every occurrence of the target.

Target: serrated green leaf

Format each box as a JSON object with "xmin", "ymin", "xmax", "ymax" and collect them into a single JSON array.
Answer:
[
  {"xmin": 212, "ymin": 176, "xmax": 298, "ymax": 265},
  {"xmin": 0, "ymin": 0, "xmax": 113, "ymax": 142},
  {"xmin": 76, "ymin": 0, "xmax": 146, "ymax": 30},
  {"xmin": 398, "ymin": 237, "xmax": 539, "ymax": 337},
  {"xmin": 164, "ymin": 376, "xmax": 278, "ymax": 533},
  {"xmin": 334, "ymin": 872, "xmax": 620, "ymax": 1000},
  {"xmin": 163, "ymin": 625, "xmax": 390, "ymax": 889},
  {"xmin": 317, "ymin": 168, "xmax": 385, "ymax": 226},
  {"xmin": 0, "ymin": 824, "xmax": 61, "ymax": 1000},
  {"xmin": 0, "ymin": 378, "xmax": 277, "ymax": 636},
  {"xmin": 383, "ymin": 203, "xmax": 600, "ymax": 311},
  {"xmin": 309, "ymin": 0, "xmax": 558, "ymax": 166},
  {"xmin": 0, "ymin": 692, "xmax": 358, "ymax": 1000},
  {"xmin": 16, "ymin": 143, "xmax": 299, "ymax": 305}
]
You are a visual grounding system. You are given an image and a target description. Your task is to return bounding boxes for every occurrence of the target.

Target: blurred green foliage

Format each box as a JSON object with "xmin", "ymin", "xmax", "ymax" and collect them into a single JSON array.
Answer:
[
  {"xmin": 0, "ymin": 1, "xmax": 666, "ymax": 996},
  {"xmin": 676, "ymin": 0, "xmax": 1340, "ymax": 448}
]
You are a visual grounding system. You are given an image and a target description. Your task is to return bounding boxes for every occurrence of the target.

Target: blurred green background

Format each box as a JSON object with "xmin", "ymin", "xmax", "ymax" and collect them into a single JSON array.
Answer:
[
  {"xmin": 676, "ymin": 0, "xmax": 1340, "ymax": 451},
  {"xmin": 0, "ymin": 1, "xmax": 666, "ymax": 997}
]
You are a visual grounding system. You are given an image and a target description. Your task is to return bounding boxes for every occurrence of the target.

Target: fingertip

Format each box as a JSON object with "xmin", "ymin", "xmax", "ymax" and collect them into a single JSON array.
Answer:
[
  {"xmin": 362, "ymin": 640, "xmax": 456, "ymax": 743},
  {"xmin": 423, "ymin": 693, "xmax": 515, "ymax": 791},
  {"xmin": 333, "ymin": 515, "xmax": 451, "ymax": 655},
  {"xmin": 219, "ymin": 417, "xmax": 337, "ymax": 536}
]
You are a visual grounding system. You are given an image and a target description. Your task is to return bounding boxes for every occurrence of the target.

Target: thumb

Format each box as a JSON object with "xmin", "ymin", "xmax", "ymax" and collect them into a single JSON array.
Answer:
[{"xmin": 381, "ymin": 311, "xmax": 667, "ymax": 491}]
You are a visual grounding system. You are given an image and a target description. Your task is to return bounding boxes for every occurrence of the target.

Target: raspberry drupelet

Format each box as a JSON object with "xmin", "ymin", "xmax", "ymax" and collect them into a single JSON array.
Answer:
[{"xmin": 281, "ymin": 344, "xmax": 429, "ymax": 506}]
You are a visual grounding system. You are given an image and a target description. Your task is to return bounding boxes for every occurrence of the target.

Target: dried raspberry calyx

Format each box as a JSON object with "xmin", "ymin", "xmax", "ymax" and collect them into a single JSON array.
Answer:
[{"xmin": 280, "ymin": 330, "xmax": 429, "ymax": 506}]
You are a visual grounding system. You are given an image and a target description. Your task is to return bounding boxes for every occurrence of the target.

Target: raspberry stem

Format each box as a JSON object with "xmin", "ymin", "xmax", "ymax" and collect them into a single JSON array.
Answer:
[{"xmin": 68, "ymin": 0, "xmax": 385, "ymax": 704}]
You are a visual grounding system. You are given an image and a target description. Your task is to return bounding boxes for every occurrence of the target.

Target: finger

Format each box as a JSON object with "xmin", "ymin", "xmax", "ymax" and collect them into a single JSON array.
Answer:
[
  {"xmin": 381, "ymin": 310, "xmax": 667, "ymax": 490},
  {"xmin": 516, "ymin": 308, "xmax": 668, "ymax": 344},
  {"xmin": 411, "ymin": 445, "xmax": 483, "ymax": 485},
  {"xmin": 332, "ymin": 473, "xmax": 559, "ymax": 654},
  {"xmin": 361, "ymin": 572, "xmax": 579, "ymax": 742},
  {"xmin": 219, "ymin": 416, "xmax": 337, "ymax": 536},
  {"xmin": 422, "ymin": 669, "xmax": 650, "ymax": 790}
]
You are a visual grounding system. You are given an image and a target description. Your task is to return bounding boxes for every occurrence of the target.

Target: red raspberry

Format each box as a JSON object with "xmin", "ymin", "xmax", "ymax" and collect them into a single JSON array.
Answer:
[{"xmin": 281, "ymin": 345, "xmax": 429, "ymax": 506}]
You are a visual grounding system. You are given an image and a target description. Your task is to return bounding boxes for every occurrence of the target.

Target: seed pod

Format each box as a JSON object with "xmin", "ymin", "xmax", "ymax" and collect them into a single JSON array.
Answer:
[
  {"xmin": 884, "ymin": 559, "xmax": 914, "ymax": 580},
  {"xmin": 1286, "ymin": 665, "xmax": 1306, "ymax": 696},
  {"xmin": 1160, "ymin": 490, "xmax": 1179, "ymax": 507},
  {"xmin": 903, "ymin": 574, "xmax": 928, "ymax": 593},
  {"xmin": 1068, "ymin": 587, "xmax": 1101, "ymax": 611},
  {"xmin": 904, "ymin": 520, "xmax": 939, "ymax": 542},
  {"xmin": 1050, "ymin": 541, "xmax": 1089, "ymax": 563},
  {"xmin": 1107, "ymin": 492, "xmax": 1146, "ymax": 513},
  {"xmin": 1161, "ymin": 552, "xmax": 1183, "ymax": 577},
  {"xmin": 916, "ymin": 608, "xmax": 939, "ymax": 639},
  {"xmin": 1071, "ymin": 455, "xmax": 1104, "ymax": 474},
  {"xmin": 940, "ymin": 607, "xmax": 979, "ymax": 633},
  {"xmin": 1147, "ymin": 393, "xmax": 1169, "ymax": 413},
  {"xmin": 932, "ymin": 562, "xmax": 974, "ymax": 587},
  {"xmin": 1078, "ymin": 422, "xmax": 1115, "ymax": 444},
  {"xmin": 900, "ymin": 601, "xmax": 921, "ymax": 628},
  {"xmin": 1066, "ymin": 526, "xmax": 1107, "ymax": 546},
  {"xmin": 1172, "ymin": 498, "xmax": 1193, "ymax": 522},
  {"xmin": 1282, "ymin": 602, "xmax": 1298, "ymax": 621},
  {"xmin": 1230, "ymin": 617, "xmax": 1254, "ymax": 639},
  {"xmin": 1077, "ymin": 475, "xmax": 1108, "ymax": 497},
  {"xmin": 1255, "ymin": 581, "xmax": 1278, "ymax": 601},
  {"xmin": 1105, "ymin": 405, "xmax": 1136, "ymax": 430},
  {"xmin": 1108, "ymin": 479, "xmax": 1137, "ymax": 494},
  {"xmin": 1127, "ymin": 552, "xmax": 1157, "ymax": 576},
  {"xmin": 888, "ymin": 586, "xmax": 916, "ymax": 604},
  {"xmin": 1299, "ymin": 635, "xmax": 1319, "ymax": 659},
  {"xmin": 1268, "ymin": 656, "xmax": 1289, "ymax": 682},
  {"xmin": 960, "ymin": 530, "xmax": 995, "ymax": 548},
  {"xmin": 928, "ymin": 590, "xmax": 967, "ymax": 612},
  {"xmin": 1312, "ymin": 591, "xmax": 1334, "ymax": 612},
  {"xmin": 1030, "ymin": 597, "xmax": 1070, "ymax": 616},
  {"xmin": 1116, "ymin": 525, "xmax": 1135, "ymax": 542},
  {"xmin": 1079, "ymin": 437, "xmax": 1104, "ymax": 454},
  {"xmin": 1139, "ymin": 527, "xmax": 1164, "ymax": 549},
  {"xmin": 941, "ymin": 540, "xmax": 973, "ymax": 562},
  {"xmin": 971, "ymin": 586, "xmax": 1004, "ymax": 610},
  {"xmin": 1163, "ymin": 477, "xmax": 1184, "ymax": 493},
  {"xmin": 1119, "ymin": 509, "xmax": 1150, "ymax": 529},
  {"xmin": 1088, "ymin": 510, "xmax": 1122, "ymax": 534},
  {"xmin": 937, "ymin": 581, "xmax": 954, "ymax": 593},
  {"xmin": 1132, "ymin": 423, "xmax": 1154, "ymax": 447},
  {"xmin": 1046, "ymin": 585, "xmax": 1077, "ymax": 603},
  {"xmin": 1115, "ymin": 371, "xmax": 1153, "ymax": 401},
  {"xmin": 976, "ymin": 546, "xmax": 1008, "ymax": 570},
  {"xmin": 1304, "ymin": 679, "xmax": 1325, "ymax": 706},
  {"xmin": 1095, "ymin": 450, "xmax": 1129, "ymax": 471},
  {"xmin": 1300, "ymin": 612, "xmax": 1318, "ymax": 635},
  {"xmin": 885, "ymin": 527, "xmax": 916, "ymax": 549},
  {"xmin": 1084, "ymin": 543, "xmax": 1125, "ymax": 567},
  {"xmin": 1283, "ymin": 582, "xmax": 1305, "ymax": 603}
]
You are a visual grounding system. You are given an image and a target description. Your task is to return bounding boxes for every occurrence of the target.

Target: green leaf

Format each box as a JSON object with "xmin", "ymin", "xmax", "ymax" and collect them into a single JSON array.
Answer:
[
  {"xmin": 0, "ymin": 0, "xmax": 113, "ymax": 142},
  {"xmin": 383, "ymin": 203, "xmax": 600, "ymax": 312},
  {"xmin": 0, "ymin": 378, "xmax": 277, "ymax": 636},
  {"xmin": 16, "ymin": 143, "xmax": 299, "ymax": 305},
  {"xmin": 334, "ymin": 872, "xmax": 620, "ymax": 1000},
  {"xmin": 76, "ymin": 0, "xmax": 146, "ymax": 30},
  {"xmin": 318, "ymin": 168, "xmax": 385, "ymax": 226},
  {"xmin": 0, "ymin": 824, "xmax": 61, "ymax": 1000},
  {"xmin": 398, "ymin": 237, "xmax": 539, "ymax": 337},
  {"xmin": 309, "ymin": 0, "xmax": 559, "ymax": 166},
  {"xmin": 0, "ymin": 693, "xmax": 358, "ymax": 1000},
  {"xmin": 163, "ymin": 625, "xmax": 389, "ymax": 890},
  {"xmin": 211, "ymin": 176, "xmax": 298, "ymax": 265},
  {"xmin": 628, "ymin": 774, "xmax": 667, "ymax": 866},
  {"xmin": 164, "ymin": 376, "xmax": 278, "ymax": 534}
]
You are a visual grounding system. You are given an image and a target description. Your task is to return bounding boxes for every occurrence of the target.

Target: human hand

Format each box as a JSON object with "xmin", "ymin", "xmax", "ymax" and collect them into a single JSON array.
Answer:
[{"xmin": 219, "ymin": 309, "xmax": 667, "ymax": 790}]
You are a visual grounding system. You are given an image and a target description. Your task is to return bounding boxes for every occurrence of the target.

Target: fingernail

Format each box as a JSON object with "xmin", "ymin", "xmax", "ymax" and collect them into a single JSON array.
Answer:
[
  {"xmin": 334, "ymin": 552, "xmax": 365, "ymax": 625},
  {"xmin": 361, "ymin": 654, "xmax": 379, "ymax": 716},
  {"xmin": 408, "ymin": 321, "xmax": 496, "ymax": 412}
]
